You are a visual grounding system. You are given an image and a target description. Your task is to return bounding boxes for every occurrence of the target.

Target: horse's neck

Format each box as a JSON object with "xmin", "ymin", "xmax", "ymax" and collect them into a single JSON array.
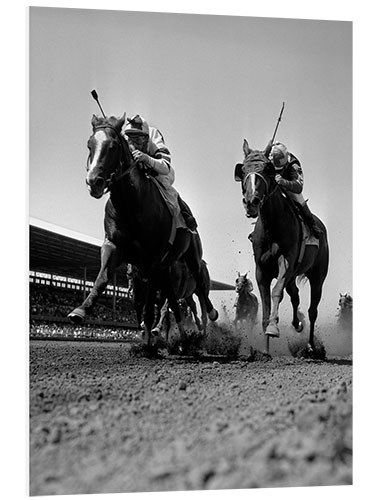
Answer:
[
  {"xmin": 262, "ymin": 188, "xmax": 300, "ymax": 240},
  {"xmin": 238, "ymin": 289, "xmax": 250, "ymax": 302},
  {"xmin": 110, "ymin": 169, "xmax": 168, "ymax": 238}
]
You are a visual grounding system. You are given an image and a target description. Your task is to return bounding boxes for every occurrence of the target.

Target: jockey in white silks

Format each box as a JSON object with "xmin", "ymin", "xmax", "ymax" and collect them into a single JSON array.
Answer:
[{"xmin": 123, "ymin": 114, "xmax": 197, "ymax": 232}]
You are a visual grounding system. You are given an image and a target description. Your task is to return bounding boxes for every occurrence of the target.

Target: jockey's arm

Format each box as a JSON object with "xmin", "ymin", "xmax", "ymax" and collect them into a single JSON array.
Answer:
[
  {"xmin": 132, "ymin": 149, "xmax": 171, "ymax": 176},
  {"xmin": 278, "ymin": 164, "xmax": 303, "ymax": 194}
]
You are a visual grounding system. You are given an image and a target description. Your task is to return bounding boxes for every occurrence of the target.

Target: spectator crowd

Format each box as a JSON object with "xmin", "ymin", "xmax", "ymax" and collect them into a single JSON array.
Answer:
[
  {"xmin": 30, "ymin": 320, "xmax": 139, "ymax": 341},
  {"xmin": 29, "ymin": 282, "xmax": 139, "ymax": 340},
  {"xmin": 30, "ymin": 282, "xmax": 137, "ymax": 324}
]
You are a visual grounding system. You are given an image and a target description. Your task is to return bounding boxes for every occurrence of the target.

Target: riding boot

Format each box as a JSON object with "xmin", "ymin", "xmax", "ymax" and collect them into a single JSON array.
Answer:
[
  {"xmin": 299, "ymin": 202, "xmax": 323, "ymax": 238},
  {"xmin": 178, "ymin": 195, "xmax": 198, "ymax": 232}
]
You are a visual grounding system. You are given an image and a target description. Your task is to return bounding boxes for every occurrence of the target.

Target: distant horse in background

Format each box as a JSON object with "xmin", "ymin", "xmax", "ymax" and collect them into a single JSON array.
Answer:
[
  {"xmin": 68, "ymin": 114, "xmax": 218, "ymax": 350},
  {"xmin": 337, "ymin": 292, "xmax": 353, "ymax": 329},
  {"xmin": 234, "ymin": 139, "xmax": 329, "ymax": 357},
  {"xmin": 234, "ymin": 272, "xmax": 258, "ymax": 332}
]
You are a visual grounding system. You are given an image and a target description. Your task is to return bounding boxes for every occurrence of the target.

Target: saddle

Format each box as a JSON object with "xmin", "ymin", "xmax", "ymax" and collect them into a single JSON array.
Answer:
[
  {"xmin": 256, "ymin": 191, "xmax": 319, "ymax": 265},
  {"xmin": 281, "ymin": 192, "xmax": 319, "ymax": 263}
]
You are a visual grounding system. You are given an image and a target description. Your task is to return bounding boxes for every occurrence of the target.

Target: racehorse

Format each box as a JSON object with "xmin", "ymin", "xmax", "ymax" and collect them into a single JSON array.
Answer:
[
  {"xmin": 234, "ymin": 139, "xmax": 329, "ymax": 357},
  {"xmin": 234, "ymin": 272, "xmax": 258, "ymax": 332},
  {"xmin": 68, "ymin": 114, "xmax": 218, "ymax": 348},
  {"xmin": 337, "ymin": 292, "xmax": 353, "ymax": 328}
]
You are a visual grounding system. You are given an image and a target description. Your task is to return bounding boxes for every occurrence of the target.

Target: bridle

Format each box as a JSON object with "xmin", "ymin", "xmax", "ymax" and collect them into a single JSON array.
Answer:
[
  {"xmin": 87, "ymin": 123, "xmax": 133, "ymax": 193},
  {"xmin": 242, "ymin": 170, "xmax": 270, "ymax": 200}
]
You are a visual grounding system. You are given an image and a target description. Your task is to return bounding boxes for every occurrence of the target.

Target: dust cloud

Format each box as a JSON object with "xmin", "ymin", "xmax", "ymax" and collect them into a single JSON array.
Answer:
[{"xmin": 209, "ymin": 282, "xmax": 352, "ymax": 357}]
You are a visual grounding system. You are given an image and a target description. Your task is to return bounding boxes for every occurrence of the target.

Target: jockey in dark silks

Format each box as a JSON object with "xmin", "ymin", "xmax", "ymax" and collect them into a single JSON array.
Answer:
[{"xmin": 269, "ymin": 142, "xmax": 322, "ymax": 239}]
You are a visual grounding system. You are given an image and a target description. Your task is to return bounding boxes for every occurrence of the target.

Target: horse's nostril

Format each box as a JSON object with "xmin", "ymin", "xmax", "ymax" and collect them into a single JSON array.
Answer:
[
  {"xmin": 252, "ymin": 196, "xmax": 260, "ymax": 206},
  {"xmin": 95, "ymin": 177, "xmax": 105, "ymax": 189}
]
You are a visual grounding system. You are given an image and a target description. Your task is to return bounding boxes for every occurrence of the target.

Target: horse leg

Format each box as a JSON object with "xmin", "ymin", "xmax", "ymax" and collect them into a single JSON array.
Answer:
[
  {"xmin": 162, "ymin": 277, "xmax": 186, "ymax": 345},
  {"xmin": 196, "ymin": 260, "xmax": 219, "ymax": 322},
  {"xmin": 306, "ymin": 276, "xmax": 324, "ymax": 350},
  {"xmin": 256, "ymin": 271, "xmax": 272, "ymax": 354},
  {"xmin": 285, "ymin": 279, "xmax": 303, "ymax": 332},
  {"xmin": 68, "ymin": 239, "xmax": 121, "ymax": 323},
  {"xmin": 186, "ymin": 295, "xmax": 203, "ymax": 332},
  {"xmin": 266, "ymin": 255, "xmax": 288, "ymax": 338},
  {"xmin": 152, "ymin": 298, "xmax": 169, "ymax": 337},
  {"xmin": 143, "ymin": 278, "xmax": 159, "ymax": 347}
]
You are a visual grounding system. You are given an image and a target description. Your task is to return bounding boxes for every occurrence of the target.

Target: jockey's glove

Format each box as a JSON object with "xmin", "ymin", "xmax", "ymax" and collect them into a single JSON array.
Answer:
[
  {"xmin": 275, "ymin": 174, "xmax": 287, "ymax": 186},
  {"xmin": 132, "ymin": 149, "xmax": 170, "ymax": 176}
]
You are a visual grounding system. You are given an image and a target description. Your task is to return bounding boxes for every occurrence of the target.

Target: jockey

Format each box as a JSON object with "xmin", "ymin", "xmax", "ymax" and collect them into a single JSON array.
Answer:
[
  {"xmin": 124, "ymin": 114, "xmax": 197, "ymax": 232},
  {"xmin": 269, "ymin": 142, "xmax": 322, "ymax": 238}
]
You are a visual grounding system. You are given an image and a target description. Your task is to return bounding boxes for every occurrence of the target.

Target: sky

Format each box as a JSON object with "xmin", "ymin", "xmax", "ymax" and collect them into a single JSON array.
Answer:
[{"xmin": 3, "ymin": 2, "xmax": 375, "ymax": 499}]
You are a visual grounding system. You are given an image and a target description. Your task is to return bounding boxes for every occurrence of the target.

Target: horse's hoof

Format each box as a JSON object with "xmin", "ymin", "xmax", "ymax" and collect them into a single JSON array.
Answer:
[
  {"xmin": 265, "ymin": 324, "xmax": 280, "ymax": 337},
  {"xmin": 209, "ymin": 309, "xmax": 219, "ymax": 321},
  {"xmin": 151, "ymin": 327, "xmax": 161, "ymax": 336},
  {"xmin": 68, "ymin": 309, "xmax": 85, "ymax": 324}
]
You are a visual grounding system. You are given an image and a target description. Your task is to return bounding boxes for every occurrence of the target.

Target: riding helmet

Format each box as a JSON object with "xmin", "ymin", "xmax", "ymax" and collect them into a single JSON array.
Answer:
[
  {"xmin": 270, "ymin": 142, "xmax": 289, "ymax": 169},
  {"xmin": 124, "ymin": 114, "xmax": 150, "ymax": 136}
]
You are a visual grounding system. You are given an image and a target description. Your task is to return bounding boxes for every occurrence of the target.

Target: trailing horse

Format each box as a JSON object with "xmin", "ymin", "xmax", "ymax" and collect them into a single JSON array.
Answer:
[
  {"xmin": 68, "ymin": 114, "xmax": 218, "ymax": 349},
  {"xmin": 337, "ymin": 292, "xmax": 352, "ymax": 329},
  {"xmin": 234, "ymin": 272, "xmax": 258, "ymax": 332},
  {"xmin": 234, "ymin": 140, "xmax": 329, "ymax": 357}
]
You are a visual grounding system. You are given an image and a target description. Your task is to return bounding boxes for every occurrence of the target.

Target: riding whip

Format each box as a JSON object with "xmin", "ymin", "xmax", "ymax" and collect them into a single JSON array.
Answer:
[
  {"xmin": 270, "ymin": 101, "xmax": 285, "ymax": 145},
  {"xmin": 91, "ymin": 89, "xmax": 106, "ymax": 118}
]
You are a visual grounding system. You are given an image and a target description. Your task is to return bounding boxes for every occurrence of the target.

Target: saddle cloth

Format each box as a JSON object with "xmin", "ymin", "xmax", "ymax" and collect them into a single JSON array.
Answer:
[
  {"xmin": 298, "ymin": 221, "xmax": 320, "ymax": 263},
  {"xmin": 149, "ymin": 176, "xmax": 187, "ymax": 246}
]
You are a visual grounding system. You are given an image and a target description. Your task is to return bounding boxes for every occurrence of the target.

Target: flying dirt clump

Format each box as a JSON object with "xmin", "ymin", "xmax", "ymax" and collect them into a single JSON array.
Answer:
[{"xmin": 199, "ymin": 322, "xmax": 241, "ymax": 357}]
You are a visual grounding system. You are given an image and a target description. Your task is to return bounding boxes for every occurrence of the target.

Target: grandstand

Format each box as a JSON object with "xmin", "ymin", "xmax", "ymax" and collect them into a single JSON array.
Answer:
[{"xmin": 29, "ymin": 218, "xmax": 234, "ymax": 340}]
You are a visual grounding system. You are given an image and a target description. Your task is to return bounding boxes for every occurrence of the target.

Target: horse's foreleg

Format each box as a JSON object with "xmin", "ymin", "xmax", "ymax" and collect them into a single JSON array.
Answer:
[
  {"xmin": 266, "ymin": 256, "xmax": 288, "ymax": 338},
  {"xmin": 256, "ymin": 270, "xmax": 271, "ymax": 332},
  {"xmin": 68, "ymin": 239, "xmax": 121, "ymax": 324},
  {"xmin": 187, "ymin": 294, "xmax": 204, "ymax": 332},
  {"xmin": 152, "ymin": 298, "xmax": 169, "ymax": 337},
  {"xmin": 307, "ymin": 277, "xmax": 324, "ymax": 348},
  {"xmin": 143, "ymin": 280, "xmax": 159, "ymax": 347},
  {"xmin": 286, "ymin": 279, "xmax": 303, "ymax": 332}
]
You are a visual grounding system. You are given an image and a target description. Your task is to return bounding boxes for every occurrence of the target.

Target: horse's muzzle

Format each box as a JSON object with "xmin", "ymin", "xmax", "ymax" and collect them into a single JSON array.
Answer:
[
  {"xmin": 245, "ymin": 201, "xmax": 259, "ymax": 218},
  {"xmin": 87, "ymin": 176, "xmax": 106, "ymax": 199}
]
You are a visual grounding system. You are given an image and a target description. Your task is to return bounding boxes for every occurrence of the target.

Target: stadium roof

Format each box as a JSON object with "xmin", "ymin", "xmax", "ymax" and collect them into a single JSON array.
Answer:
[{"xmin": 29, "ymin": 218, "xmax": 235, "ymax": 291}]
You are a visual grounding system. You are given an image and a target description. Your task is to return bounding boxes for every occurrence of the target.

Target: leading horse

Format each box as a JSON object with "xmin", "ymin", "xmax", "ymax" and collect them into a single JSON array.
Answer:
[
  {"xmin": 235, "ymin": 140, "xmax": 329, "ymax": 357},
  {"xmin": 68, "ymin": 114, "xmax": 218, "ymax": 348}
]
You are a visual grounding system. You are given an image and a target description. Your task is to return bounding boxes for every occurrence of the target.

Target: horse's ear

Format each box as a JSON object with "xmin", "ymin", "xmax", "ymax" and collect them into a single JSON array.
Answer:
[
  {"xmin": 243, "ymin": 138, "xmax": 252, "ymax": 157},
  {"xmin": 116, "ymin": 112, "xmax": 126, "ymax": 131},
  {"xmin": 91, "ymin": 114, "xmax": 100, "ymax": 128},
  {"xmin": 234, "ymin": 163, "xmax": 244, "ymax": 182},
  {"xmin": 244, "ymin": 272, "xmax": 247, "ymax": 278},
  {"xmin": 264, "ymin": 139, "xmax": 272, "ymax": 159}
]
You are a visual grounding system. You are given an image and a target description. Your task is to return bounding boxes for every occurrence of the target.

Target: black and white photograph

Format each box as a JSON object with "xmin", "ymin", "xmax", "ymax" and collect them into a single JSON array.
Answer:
[{"xmin": 5, "ymin": 1, "xmax": 373, "ymax": 498}]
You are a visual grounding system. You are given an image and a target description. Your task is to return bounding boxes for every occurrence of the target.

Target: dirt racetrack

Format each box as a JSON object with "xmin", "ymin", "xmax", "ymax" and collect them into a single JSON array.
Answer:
[{"xmin": 29, "ymin": 332, "xmax": 352, "ymax": 496}]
